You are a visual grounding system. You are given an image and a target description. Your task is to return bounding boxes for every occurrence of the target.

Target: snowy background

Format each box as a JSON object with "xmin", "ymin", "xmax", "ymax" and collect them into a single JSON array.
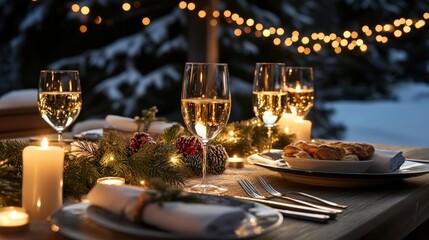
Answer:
[{"xmin": 327, "ymin": 82, "xmax": 429, "ymax": 148}]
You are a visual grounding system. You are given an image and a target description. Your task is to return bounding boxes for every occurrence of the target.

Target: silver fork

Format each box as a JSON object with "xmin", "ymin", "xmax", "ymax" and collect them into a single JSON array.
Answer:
[
  {"xmin": 237, "ymin": 179, "xmax": 331, "ymax": 222},
  {"xmin": 238, "ymin": 179, "xmax": 338, "ymax": 219},
  {"xmin": 257, "ymin": 176, "xmax": 348, "ymax": 209}
]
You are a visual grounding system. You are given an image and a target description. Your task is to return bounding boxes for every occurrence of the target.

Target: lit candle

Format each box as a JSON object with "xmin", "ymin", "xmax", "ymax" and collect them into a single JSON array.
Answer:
[
  {"xmin": 0, "ymin": 207, "xmax": 29, "ymax": 233},
  {"xmin": 227, "ymin": 155, "xmax": 244, "ymax": 168},
  {"xmin": 22, "ymin": 138, "xmax": 64, "ymax": 220},
  {"xmin": 291, "ymin": 117, "xmax": 312, "ymax": 141},
  {"xmin": 277, "ymin": 114, "xmax": 312, "ymax": 141},
  {"xmin": 97, "ymin": 177, "xmax": 125, "ymax": 185}
]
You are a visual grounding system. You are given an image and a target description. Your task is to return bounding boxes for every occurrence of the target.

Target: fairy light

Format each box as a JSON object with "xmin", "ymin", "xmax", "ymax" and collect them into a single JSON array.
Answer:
[
  {"xmin": 177, "ymin": 1, "xmax": 427, "ymax": 55},
  {"xmin": 79, "ymin": 25, "xmax": 87, "ymax": 33},
  {"xmin": 71, "ymin": 4, "xmax": 80, "ymax": 12},
  {"xmin": 94, "ymin": 16, "xmax": 102, "ymax": 24},
  {"xmin": 122, "ymin": 3, "xmax": 131, "ymax": 11},
  {"xmin": 142, "ymin": 17, "xmax": 150, "ymax": 25},
  {"xmin": 81, "ymin": 6, "xmax": 90, "ymax": 15}
]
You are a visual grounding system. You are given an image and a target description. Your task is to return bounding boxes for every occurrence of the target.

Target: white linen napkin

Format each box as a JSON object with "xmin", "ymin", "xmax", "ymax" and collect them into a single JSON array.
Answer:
[
  {"xmin": 105, "ymin": 115, "xmax": 176, "ymax": 134},
  {"xmin": 366, "ymin": 149, "xmax": 405, "ymax": 173},
  {"xmin": 87, "ymin": 184, "xmax": 246, "ymax": 236}
]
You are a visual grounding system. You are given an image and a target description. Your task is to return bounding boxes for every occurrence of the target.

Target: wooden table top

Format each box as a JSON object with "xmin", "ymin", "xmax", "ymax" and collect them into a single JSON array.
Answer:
[{"xmin": 1, "ymin": 144, "xmax": 429, "ymax": 240}]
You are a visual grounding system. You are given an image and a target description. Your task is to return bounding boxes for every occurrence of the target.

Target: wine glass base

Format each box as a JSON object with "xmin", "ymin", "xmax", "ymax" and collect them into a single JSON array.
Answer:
[{"xmin": 184, "ymin": 184, "xmax": 228, "ymax": 195}]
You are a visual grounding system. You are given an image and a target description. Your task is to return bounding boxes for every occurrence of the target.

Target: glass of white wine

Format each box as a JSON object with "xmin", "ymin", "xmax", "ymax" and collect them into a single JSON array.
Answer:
[
  {"xmin": 253, "ymin": 63, "xmax": 287, "ymax": 153},
  {"xmin": 181, "ymin": 63, "xmax": 231, "ymax": 194},
  {"xmin": 38, "ymin": 70, "xmax": 82, "ymax": 144},
  {"xmin": 284, "ymin": 67, "xmax": 314, "ymax": 117}
]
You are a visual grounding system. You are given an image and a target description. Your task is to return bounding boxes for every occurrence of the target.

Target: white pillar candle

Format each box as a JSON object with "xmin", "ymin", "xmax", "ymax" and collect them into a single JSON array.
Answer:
[
  {"xmin": 290, "ymin": 117, "xmax": 312, "ymax": 141},
  {"xmin": 277, "ymin": 114, "xmax": 312, "ymax": 141},
  {"xmin": 22, "ymin": 138, "xmax": 64, "ymax": 220},
  {"xmin": 97, "ymin": 177, "xmax": 125, "ymax": 185}
]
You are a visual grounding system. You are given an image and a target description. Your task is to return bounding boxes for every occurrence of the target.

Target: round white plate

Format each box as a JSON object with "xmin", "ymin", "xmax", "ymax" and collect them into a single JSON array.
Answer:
[{"xmin": 51, "ymin": 195, "xmax": 283, "ymax": 240}]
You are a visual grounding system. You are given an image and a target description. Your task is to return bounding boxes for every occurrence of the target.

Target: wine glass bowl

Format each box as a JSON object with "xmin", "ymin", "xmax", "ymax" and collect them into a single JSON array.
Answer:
[
  {"xmin": 252, "ymin": 63, "xmax": 287, "ymax": 152},
  {"xmin": 38, "ymin": 70, "xmax": 82, "ymax": 144},
  {"xmin": 285, "ymin": 67, "xmax": 314, "ymax": 117},
  {"xmin": 181, "ymin": 63, "xmax": 231, "ymax": 194}
]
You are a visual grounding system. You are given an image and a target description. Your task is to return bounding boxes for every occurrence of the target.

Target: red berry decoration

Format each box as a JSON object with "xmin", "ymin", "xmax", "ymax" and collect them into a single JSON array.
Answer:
[
  {"xmin": 176, "ymin": 136, "xmax": 202, "ymax": 156},
  {"xmin": 128, "ymin": 132, "xmax": 156, "ymax": 155}
]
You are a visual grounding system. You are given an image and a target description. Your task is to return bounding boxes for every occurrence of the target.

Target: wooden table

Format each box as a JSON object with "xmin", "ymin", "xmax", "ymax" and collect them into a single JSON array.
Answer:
[{"xmin": 1, "ymin": 145, "xmax": 429, "ymax": 240}]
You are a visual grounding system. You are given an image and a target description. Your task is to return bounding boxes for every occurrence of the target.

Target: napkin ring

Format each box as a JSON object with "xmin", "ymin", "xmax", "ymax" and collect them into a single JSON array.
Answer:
[{"xmin": 132, "ymin": 193, "xmax": 153, "ymax": 223}]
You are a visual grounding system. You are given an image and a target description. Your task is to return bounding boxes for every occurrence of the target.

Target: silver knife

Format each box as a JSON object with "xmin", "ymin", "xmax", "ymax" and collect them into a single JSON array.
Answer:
[
  {"xmin": 234, "ymin": 196, "xmax": 337, "ymax": 219},
  {"xmin": 277, "ymin": 209, "xmax": 330, "ymax": 223}
]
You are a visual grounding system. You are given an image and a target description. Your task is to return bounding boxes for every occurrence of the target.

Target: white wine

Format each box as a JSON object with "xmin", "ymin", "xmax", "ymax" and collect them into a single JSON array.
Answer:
[
  {"xmin": 253, "ymin": 91, "xmax": 287, "ymax": 127},
  {"xmin": 38, "ymin": 91, "xmax": 82, "ymax": 131},
  {"xmin": 286, "ymin": 87, "xmax": 314, "ymax": 116},
  {"xmin": 181, "ymin": 98, "xmax": 231, "ymax": 140}
]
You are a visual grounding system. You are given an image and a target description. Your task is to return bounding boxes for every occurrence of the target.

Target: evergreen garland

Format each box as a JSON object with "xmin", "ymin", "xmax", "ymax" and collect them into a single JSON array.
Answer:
[{"xmin": 0, "ymin": 115, "xmax": 293, "ymax": 206}]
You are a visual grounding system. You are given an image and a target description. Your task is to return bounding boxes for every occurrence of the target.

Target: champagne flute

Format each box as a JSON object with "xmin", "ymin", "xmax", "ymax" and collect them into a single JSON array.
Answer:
[
  {"xmin": 285, "ymin": 67, "xmax": 314, "ymax": 117},
  {"xmin": 252, "ymin": 63, "xmax": 287, "ymax": 153},
  {"xmin": 38, "ymin": 70, "xmax": 82, "ymax": 144},
  {"xmin": 181, "ymin": 63, "xmax": 231, "ymax": 194}
]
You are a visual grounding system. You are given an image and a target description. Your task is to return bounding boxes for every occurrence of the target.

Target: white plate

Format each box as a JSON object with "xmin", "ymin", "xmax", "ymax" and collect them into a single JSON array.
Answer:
[
  {"xmin": 282, "ymin": 155, "xmax": 374, "ymax": 173},
  {"xmin": 248, "ymin": 153, "xmax": 429, "ymax": 187},
  {"xmin": 51, "ymin": 195, "xmax": 283, "ymax": 240}
]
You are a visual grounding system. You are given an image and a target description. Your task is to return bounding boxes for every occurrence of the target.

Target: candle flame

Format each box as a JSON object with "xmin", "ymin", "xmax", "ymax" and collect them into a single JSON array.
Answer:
[
  {"xmin": 41, "ymin": 137, "xmax": 49, "ymax": 148},
  {"xmin": 296, "ymin": 83, "xmax": 301, "ymax": 92},
  {"xmin": 296, "ymin": 117, "xmax": 304, "ymax": 123},
  {"xmin": 233, "ymin": 154, "xmax": 238, "ymax": 158}
]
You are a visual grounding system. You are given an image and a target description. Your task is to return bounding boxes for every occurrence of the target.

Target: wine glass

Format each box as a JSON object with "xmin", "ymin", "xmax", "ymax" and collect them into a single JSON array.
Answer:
[
  {"xmin": 252, "ymin": 63, "xmax": 287, "ymax": 153},
  {"xmin": 284, "ymin": 67, "xmax": 314, "ymax": 117},
  {"xmin": 181, "ymin": 63, "xmax": 231, "ymax": 194},
  {"xmin": 38, "ymin": 70, "xmax": 82, "ymax": 144}
]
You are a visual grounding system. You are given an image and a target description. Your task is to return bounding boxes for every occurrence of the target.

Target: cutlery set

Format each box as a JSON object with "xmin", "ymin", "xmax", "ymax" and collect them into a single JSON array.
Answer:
[{"xmin": 237, "ymin": 177, "xmax": 347, "ymax": 223}]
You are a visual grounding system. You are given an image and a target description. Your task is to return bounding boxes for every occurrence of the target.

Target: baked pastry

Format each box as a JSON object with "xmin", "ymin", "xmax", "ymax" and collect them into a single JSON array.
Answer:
[
  {"xmin": 294, "ymin": 140, "xmax": 318, "ymax": 157},
  {"xmin": 342, "ymin": 154, "xmax": 359, "ymax": 161},
  {"xmin": 295, "ymin": 150, "xmax": 312, "ymax": 159},
  {"xmin": 313, "ymin": 145, "xmax": 346, "ymax": 160},
  {"xmin": 283, "ymin": 145, "xmax": 302, "ymax": 157}
]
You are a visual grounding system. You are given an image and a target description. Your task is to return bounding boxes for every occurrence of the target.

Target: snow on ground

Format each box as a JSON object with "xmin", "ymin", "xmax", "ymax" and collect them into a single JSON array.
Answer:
[{"xmin": 327, "ymin": 82, "xmax": 429, "ymax": 148}]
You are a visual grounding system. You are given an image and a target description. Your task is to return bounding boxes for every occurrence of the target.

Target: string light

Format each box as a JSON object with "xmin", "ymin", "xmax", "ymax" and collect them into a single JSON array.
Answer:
[{"xmin": 178, "ymin": 1, "xmax": 428, "ymax": 55}]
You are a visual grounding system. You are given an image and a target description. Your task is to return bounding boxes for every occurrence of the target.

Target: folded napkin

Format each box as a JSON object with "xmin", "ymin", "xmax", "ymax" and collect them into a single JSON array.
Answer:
[
  {"xmin": 87, "ymin": 184, "xmax": 246, "ymax": 236},
  {"xmin": 366, "ymin": 149, "xmax": 405, "ymax": 173},
  {"xmin": 105, "ymin": 115, "xmax": 176, "ymax": 134}
]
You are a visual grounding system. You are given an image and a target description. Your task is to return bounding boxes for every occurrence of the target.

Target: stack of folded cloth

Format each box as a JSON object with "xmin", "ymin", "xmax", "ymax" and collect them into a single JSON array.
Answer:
[
  {"xmin": 87, "ymin": 184, "xmax": 247, "ymax": 237},
  {"xmin": 105, "ymin": 115, "xmax": 177, "ymax": 137},
  {"xmin": 366, "ymin": 149, "xmax": 406, "ymax": 173}
]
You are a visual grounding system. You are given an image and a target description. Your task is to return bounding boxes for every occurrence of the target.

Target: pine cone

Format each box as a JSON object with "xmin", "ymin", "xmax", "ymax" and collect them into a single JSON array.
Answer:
[
  {"xmin": 207, "ymin": 144, "xmax": 228, "ymax": 175},
  {"xmin": 128, "ymin": 132, "xmax": 156, "ymax": 155},
  {"xmin": 176, "ymin": 136, "xmax": 202, "ymax": 156},
  {"xmin": 182, "ymin": 144, "xmax": 228, "ymax": 176},
  {"xmin": 183, "ymin": 153, "xmax": 202, "ymax": 175}
]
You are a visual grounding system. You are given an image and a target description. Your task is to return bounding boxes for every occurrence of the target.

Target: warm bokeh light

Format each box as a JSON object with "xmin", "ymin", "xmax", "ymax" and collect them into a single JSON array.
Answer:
[
  {"xmin": 234, "ymin": 28, "xmax": 242, "ymax": 36},
  {"xmin": 276, "ymin": 28, "xmax": 284, "ymax": 35},
  {"xmin": 187, "ymin": 2, "xmax": 195, "ymax": 11},
  {"xmin": 317, "ymin": 32, "xmax": 325, "ymax": 40},
  {"xmin": 94, "ymin": 16, "xmax": 102, "ymax": 24},
  {"xmin": 81, "ymin": 6, "xmax": 90, "ymax": 15},
  {"xmin": 231, "ymin": 13, "xmax": 239, "ymax": 21},
  {"xmin": 424, "ymin": 12, "xmax": 429, "ymax": 19},
  {"xmin": 273, "ymin": 38, "xmax": 281, "ymax": 45},
  {"xmin": 255, "ymin": 23, "xmax": 263, "ymax": 31},
  {"xmin": 405, "ymin": 19, "xmax": 413, "ymax": 26},
  {"xmin": 244, "ymin": 26, "xmax": 252, "ymax": 33},
  {"xmin": 209, "ymin": 19, "xmax": 217, "ymax": 26},
  {"xmin": 79, "ymin": 25, "xmax": 87, "ymax": 33},
  {"xmin": 334, "ymin": 47, "xmax": 342, "ymax": 54},
  {"xmin": 365, "ymin": 30, "xmax": 373, "ymax": 36},
  {"xmin": 415, "ymin": 20, "xmax": 425, "ymax": 29},
  {"xmin": 142, "ymin": 17, "xmax": 150, "ymax": 25},
  {"xmin": 323, "ymin": 36, "xmax": 331, "ymax": 43},
  {"xmin": 343, "ymin": 30, "xmax": 351, "ymax": 38},
  {"xmin": 383, "ymin": 24, "xmax": 393, "ymax": 32},
  {"xmin": 246, "ymin": 18, "xmax": 254, "ymax": 26},
  {"xmin": 375, "ymin": 35, "xmax": 383, "ymax": 42},
  {"xmin": 178, "ymin": 1, "xmax": 187, "ymax": 9},
  {"xmin": 301, "ymin": 36, "xmax": 309, "ymax": 44},
  {"xmin": 284, "ymin": 38, "xmax": 293, "ymax": 46},
  {"xmin": 362, "ymin": 25, "xmax": 369, "ymax": 32},
  {"xmin": 360, "ymin": 44, "xmax": 368, "ymax": 52},
  {"xmin": 291, "ymin": 34, "xmax": 299, "ymax": 42},
  {"xmin": 375, "ymin": 24, "xmax": 383, "ymax": 32},
  {"xmin": 356, "ymin": 39, "xmax": 364, "ymax": 46},
  {"xmin": 297, "ymin": 46, "xmax": 304, "ymax": 53},
  {"xmin": 351, "ymin": 31, "xmax": 358, "ymax": 38},
  {"xmin": 122, "ymin": 3, "xmax": 131, "ymax": 11},
  {"xmin": 304, "ymin": 47, "xmax": 311, "ymax": 55},
  {"xmin": 262, "ymin": 29, "xmax": 270, "ymax": 37},
  {"xmin": 223, "ymin": 10, "xmax": 231, "ymax": 18},
  {"xmin": 313, "ymin": 43, "xmax": 322, "ymax": 52},
  {"xmin": 311, "ymin": 33, "xmax": 318, "ymax": 40},
  {"xmin": 403, "ymin": 25, "xmax": 411, "ymax": 33},
  {"xmin": 71, "ymin": 4, "xmax": 80, "ymax": 12},
  {"xmin": 198, "ymin": 10, "xmax": 206, "ymax": 18},
  {"xmin": 394, "ymin": 29, "xmax": 402, "ymax": 37},
  {"xmin": 236, "ymin": 17, "xmax": 244, "ymax": 25},
  {"xmin": 254, "ymin": 31, "xmax": 262, "ymax": 38},
  {"xmin": 340, "ymin": 39, "xmax": 348, "ymax": 47},
  {"xmin": 331, "ymin": 41, "xmax": 339, "ymax": 48},
  {"xmin": 212, "ymin": 10, "xmax": 220, "ymax": 18},
  {"xmin": 329, "ymin": 33, "xmax": 337, "ymax": 40}
]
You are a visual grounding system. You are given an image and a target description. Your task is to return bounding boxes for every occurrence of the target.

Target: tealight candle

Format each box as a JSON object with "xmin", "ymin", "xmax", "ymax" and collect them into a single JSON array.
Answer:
[
  {"xmin": 277, "ymin": 114, "xmax": 312, "ymax": 141},
  {"xmin": 227, "ymin": 155, "xmax": 244, "ymax": 168},
  {"xmin": 0, "ymin": 207, "xmax": 29, "ymax": 233},
  {"xmin": 22, "ymin": 137, "xmax": 64, "ymax": 220},
  {"xmin": 97, "ymin": 177, "xmax": 125, "ymax": 185}
]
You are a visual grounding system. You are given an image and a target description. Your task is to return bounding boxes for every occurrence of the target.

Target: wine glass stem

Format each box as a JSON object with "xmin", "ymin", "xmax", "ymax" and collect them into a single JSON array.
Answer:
[
  {"xmin": 201, "ymin": 141, "xmax": 208, "ymax": 187},
  {"xmin": 58, "ymin": 130, "xmax": 63, "ymax": 147},
  {"xmin": 267, "ymin": 127, "xmax": 272, "ymax": 153}
]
